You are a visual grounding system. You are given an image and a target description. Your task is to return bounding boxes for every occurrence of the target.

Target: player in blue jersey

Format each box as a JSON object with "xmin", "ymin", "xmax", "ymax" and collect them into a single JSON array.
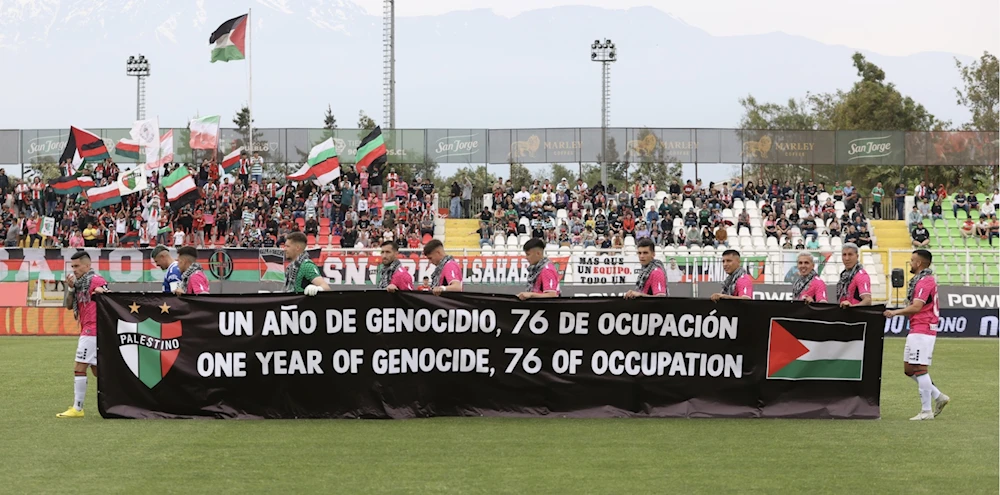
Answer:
[{"xmin": 152, "ymin": 245, "xmax": 182, "ymax": 293}]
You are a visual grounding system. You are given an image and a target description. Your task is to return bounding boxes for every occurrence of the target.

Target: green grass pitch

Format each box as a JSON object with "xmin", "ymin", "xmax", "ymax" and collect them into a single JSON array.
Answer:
[{"xmin": 1, "ymin": 337, "xmax": 996, "ymax": 494}]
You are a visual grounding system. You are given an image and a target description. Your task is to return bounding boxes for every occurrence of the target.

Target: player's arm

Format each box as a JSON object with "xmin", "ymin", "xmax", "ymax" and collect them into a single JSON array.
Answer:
[
  {"xmin": 309, "ymin": 275, "xmax": 331, "ymax": 291},
  {"xmin": 885, "ymin": 299, "xmax": 924, "ymax": 318}
]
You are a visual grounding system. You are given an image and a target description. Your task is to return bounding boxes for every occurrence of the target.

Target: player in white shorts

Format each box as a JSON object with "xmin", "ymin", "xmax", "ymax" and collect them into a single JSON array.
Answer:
[
  {"xmin": 884, "ymin": 249, "xmax": 950, "ymax": 421},
  {"xmin": 57, "ymin": 251, "xmax": 108, "ymax": 418}
]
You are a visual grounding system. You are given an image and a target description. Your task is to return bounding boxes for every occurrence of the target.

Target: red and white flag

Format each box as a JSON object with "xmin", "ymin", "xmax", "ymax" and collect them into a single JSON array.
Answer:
[{"xmin": 144, "ymin": 130, "xmax": 174, "ymax": 173}]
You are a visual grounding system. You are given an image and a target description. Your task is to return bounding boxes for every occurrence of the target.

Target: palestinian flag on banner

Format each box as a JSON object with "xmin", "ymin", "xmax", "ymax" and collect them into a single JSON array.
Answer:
[
  {"xmin": 259, "ymin": 248, "xmax": 287, "ymax": 282},
  {"xmin": 49, "ymin": 176, "xmax": 83, "ymax": 195},
  {"xmin": 86, "ymin": 183, "xmax": 123, "ymax": 209},
  {"xmin": 356, "ymin": 126, "xmax": 387, "ymax": 171},
  {"xmin": 383, "ymin": 200, "xmax": 398, "ymax": 211},
  {"xmin": 189, "ymin": 115, "xmax": 221, "ymax": 150},
  {"xmin": 766, "ymin": 318, "xmax": 867, "ymax": 381},
  {"xmin": 221, "ymin": 147, "xmax": 243, "ymax": 175},
  {"xmin": 209, "ymin": 14, "xmax": 248, "ymax": 63},
  {"xmin": 60, "ymin": 126, "xmax": 110, "ymax": 168},
  {"xmin": 287, "ymin": 138, "xmax": 340, "ymax": 185},
  {"xmin": 115, "ymin": 138, "xmax": 141, "ymax": 160},
  {"xmin": 161, "ymin": 165, "xmax": 199, "ymax": 209}
]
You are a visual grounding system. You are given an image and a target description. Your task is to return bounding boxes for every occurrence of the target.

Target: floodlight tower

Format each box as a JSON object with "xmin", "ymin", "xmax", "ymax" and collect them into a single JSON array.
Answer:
[
  {"xmin": 383, "ymin": 0, "xmax": 395, "ymax": 129},
  {"xmin": 591, "ymin": 39, "xmax": 616, "ymax": 185},
  {"xmin": 125, "ymin": 54, "xmax": 150, "ymax": 120}
]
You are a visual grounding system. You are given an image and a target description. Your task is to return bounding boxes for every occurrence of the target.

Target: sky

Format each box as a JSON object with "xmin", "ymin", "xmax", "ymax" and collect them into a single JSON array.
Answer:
[{"xmin": 350, "ymin": 0, "xmax": 999, "ymax": 58}]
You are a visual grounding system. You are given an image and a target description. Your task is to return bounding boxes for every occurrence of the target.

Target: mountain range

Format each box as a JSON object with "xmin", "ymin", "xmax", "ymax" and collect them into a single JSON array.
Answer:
[{"xmin": 0, "ymin": 0, "xmax": 978, "ymax": 131}]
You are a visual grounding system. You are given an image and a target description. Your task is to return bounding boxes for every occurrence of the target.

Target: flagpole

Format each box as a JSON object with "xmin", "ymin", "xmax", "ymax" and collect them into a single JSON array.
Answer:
[{"xmin": 247, "ymin": 8, "xmax": 253, "ymax": 168}]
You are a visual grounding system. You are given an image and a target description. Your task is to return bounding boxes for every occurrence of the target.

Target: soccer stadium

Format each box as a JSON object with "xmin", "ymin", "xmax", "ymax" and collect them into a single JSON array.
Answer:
[{"xmin": 1, "ymin": 2, "xmax": 997, "ymax": 493}]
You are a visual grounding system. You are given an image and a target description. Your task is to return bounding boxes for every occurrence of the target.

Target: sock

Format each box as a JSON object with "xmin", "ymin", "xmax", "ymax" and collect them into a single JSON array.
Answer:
[
  {"xmin": 915, "ymin": 373, "xmax": 933, "ymax": 411},
  {"xmin": 74, "ymin": 375, "xmax": 87, "ymax": 411},
  {"xmin": 913, "ymin": 374, "xmax": 943, "ymax": 399}
]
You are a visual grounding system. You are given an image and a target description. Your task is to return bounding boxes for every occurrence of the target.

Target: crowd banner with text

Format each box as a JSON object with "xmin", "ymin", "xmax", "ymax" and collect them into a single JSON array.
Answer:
[{"xmin": 96, "ymin": 293, "xmax": 885, "ymax": 419}]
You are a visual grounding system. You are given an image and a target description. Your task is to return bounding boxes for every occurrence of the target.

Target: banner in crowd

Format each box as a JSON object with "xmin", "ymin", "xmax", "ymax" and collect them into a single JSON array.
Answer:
[
  {"xmin": 318, "ymin": 252, "xmax": 570, "ymax": 286},
  {"xmin": 11, "ymin": 128, "xmax": 998, "ymax": 166},
  {"xmin": 96, "ymin": 292, "xmax": 885, "ymax": 419},
  {"xmin": 573, "ymin": 254, "xmax": 767, "ymax": 284}
]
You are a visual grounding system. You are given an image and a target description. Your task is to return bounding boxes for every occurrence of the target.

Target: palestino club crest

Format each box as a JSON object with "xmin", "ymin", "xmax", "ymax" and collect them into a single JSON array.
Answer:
[{"xmin": 117, "ymin": 318, "xmax": 182, "ymax": 389}]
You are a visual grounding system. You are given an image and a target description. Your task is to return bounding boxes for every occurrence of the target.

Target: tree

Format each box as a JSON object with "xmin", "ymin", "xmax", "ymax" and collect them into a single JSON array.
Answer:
[
  {"xmin": 509, "ymin": 162, "xmax": 533, "ymax": 190},
  {"xmin": 955, "ymin": 52, "xmax": 999, "ymax": 131},
  {"xmin": 323, "ymin": 105, "xmax": 338, "ymax": 130},
  {"xmin": 550, "ymin": 164, "xmax": 578, "ymax": 184},
  {"xmin": 594, "ymin": 136, "xmax": 628, "ymax": 190},
  {"xmin": 735, "ymin": 52, "xmax": 985, "ymax": 194},
  {"xmin": 357, "ymin": 110, "xmax": 377, "ymax": 135}
]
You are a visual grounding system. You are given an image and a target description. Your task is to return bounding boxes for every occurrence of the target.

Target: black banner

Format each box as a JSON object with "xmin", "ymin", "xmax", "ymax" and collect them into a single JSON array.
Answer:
[{"xmin": 96, "ymin": 293, "xmax": 885, "ymax": 419}]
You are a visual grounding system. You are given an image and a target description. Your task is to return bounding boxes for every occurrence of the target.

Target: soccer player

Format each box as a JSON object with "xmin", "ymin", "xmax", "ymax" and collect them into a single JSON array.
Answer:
[
  {"xmin": 56, "ymin": 251, "xmax": 108, "ymax": 418},
  {"xmin": 517, "ymin": 238, "xmax": 560, "ymax": 300},
  {"xmin": 792, "ymin": 252, "xmax": 827, "ymax": 303},
  {"xmin": 379, "ymin": 240, "xmax": 413, "ymax": 292},
  {"xmin": 710, "ymin": 249, "xmax": 753, "ymax": 301},
  {"xmin": 624, "ymin": 237, "xmax": 666, "ymax": 299},
  {"xmin": 283, "ymin": 232, "xmax": 330, "ymax": 296},
  {"xmin": 152, "ymin": 245, "xmax": 181, "ymax": 294},
  {"xmin": 174, "ymin": 246, "xmax": 210, "ymax": 295},
  {"xmin": 884, "ymin": 249, "xmax": 950, "ymax": 420},
  {"xmin": 423, "ymin": 239, "xmax": 462, "ymax": 295},
  {"xmin": 837, "ymin": 243, "xmax": 872, "ymax": 308}
]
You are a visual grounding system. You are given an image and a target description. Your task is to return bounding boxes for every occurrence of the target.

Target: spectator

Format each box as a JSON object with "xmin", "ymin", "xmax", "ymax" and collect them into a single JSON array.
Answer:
[
  {"xmin": 959, "ymin": 218, "xmax": 975, "ymax": 246},
  {"xmin": 989, "ymin": 214, "xmax": 999, "ymax": 247},
  {"xmin": 715, "ymin": 226, "xmax": 729, "ymax": 248},
  {"xmin": 736, "ymin": 209, "xmax": 751, "ymax": 235},
  {"xmin": 894, "ymin": 183, "xmax": 907, "ymax": 220},
  {"xmin": 930, "ymin": 199, "xmax": 943, "ymax": 226},
  {"xmin": 907, "ymin": 205, "xmax": 922, "ymax": 230},
  {"xmin": 764, "ymin": 214, "xmax": 778, "ymax": 239},
  {"xmin": 911, "ymin": 221, "xmax": 930, "ymax": 248},
  {"xmin": 870, "ymin": 181, "xmax": 884, "ymax": 219},
  {"xmin": 975, "ymin": 214, "xmax": 989, "ymax": 244},
  {"xmin": 473, "ymin": 221, "xmax": 492, "ymax": 247},
  {"xmin": 953, "ymin": 190, "xmax": 970, "ymax": 219},
  {"xmin": 969, "ymin": 192, "xmax": 980, "ymax": 213},
  {"xmin": 918, "ymin": 198, "xmax": 931, "ymax": 222},
  {"xmin": 993, "ymin": 188, "xmax": 1000, "ymax": 214},
  {"xmin": 701, "ymin": 226, "xmax": 715, "ymax": 247},
  {"xmin": 685, "ymin": 225, "xmax": 700, "ymax": 247},
  {"xmin": 801, "ymin": 215, "xmax": 818, "ymax": 241},
  {"xmin": 827, "ymin": 219, "xmax": 841, "ymax": 238}
]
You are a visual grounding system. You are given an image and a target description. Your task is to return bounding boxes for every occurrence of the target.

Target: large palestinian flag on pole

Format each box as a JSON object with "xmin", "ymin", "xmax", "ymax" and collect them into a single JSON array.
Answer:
[
  {"xmin": 287, "ymin": 138, "xmax": 340, "ymax": 186},
  {"xmin": 60, "ymin": 127, "xmax": 111, "ymax": 169},
  {"xmin": 209, "ymin": 14, "xmax": 248, "ymax": 63},
  {"xmin": 355, "ymin": 126, "xmax": 387, "ymax": 171},
  {"xmin": 86, "ymin": 183, "xmax": 123, "ymax": 210},
  {"xmin": 221, "ymin": 147, "xmax": 243, "ymax": 175}
]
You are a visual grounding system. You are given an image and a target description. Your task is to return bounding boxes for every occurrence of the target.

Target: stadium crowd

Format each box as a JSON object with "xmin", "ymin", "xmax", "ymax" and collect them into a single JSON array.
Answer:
[
  {"xmin": 475, "ymin": 176, "xmax": 877, "ymax": 250},
  {"xmin": 0, "ymin": 156, "xmax": 438, "ymax": 250}
]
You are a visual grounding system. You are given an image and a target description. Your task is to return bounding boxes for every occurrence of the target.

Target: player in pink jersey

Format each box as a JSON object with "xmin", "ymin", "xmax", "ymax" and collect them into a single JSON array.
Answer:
[
  {"xmin": 57, "ymin": 251, "xmax": 108, "ymax": 418},
  {"xmin": 517, "ymin": 238, "xmax": 560, "ymax": 300},
  {"xmin": 711, "ymin": 249, "xmax": 753, "ymax": 301},
  {"xmin": 423, "ymin": 239, "xmax": 463, "ymax": 295},
  {"xmin": 837, "ymin": 243, "xmax": 872, "ymax": 308},
  {"xmin": 792, "ymin": 252, "xmax": 827, "ymax": 303},
  {"xmin": 174, "ymin": 246, "xmax": 211, "ymax": 295},
  {"xmin": 380, "ymin": 240, "xmax": 414, "ymax": 292},
  {"xmin": 624, "ymin": 238, "xmax": 667, "ymax": 299},
  {"xmin": 884, "ymin": 250, "xmax": 950, "ymax": 421}
]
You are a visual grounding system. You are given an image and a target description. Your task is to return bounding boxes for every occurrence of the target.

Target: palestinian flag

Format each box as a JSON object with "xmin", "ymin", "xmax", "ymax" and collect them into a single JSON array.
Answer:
[
  {"xmin": 161, "ymin": 165, "xmax": 199, "ymax": 209},
  {"xmin": 210, "ymin": 14, "xmax": 248, "ymax": 63},
  {"xmin": 77, "ymin": 176, "xmax": 95, "ymax": 190},
  {"xmin": 49, "ymin": 176, "xmax": 83, "ymax": 195},
  {"xmin": 259, "ymin": 248, "xmax": 286, "ymax": 282},
  {"xmin": 86, "ymin": 183, "xmax": 123, "ymax": 209},
  {"xmin": 60, "ymin": 126, "xmax": 110, "ymax": 167},
  {"xmin": 115, "ymin": 138, "xmax": 141, "ymax": 160},
  {"xmin": 766, "ymin": 318, "xmax": 866, "ymax": 381},
  {"xmin": 221, "ymin": 147, "xmax": 243, "ymax": 175},
  {"xmin": 116, "ymin": 319, "xmax": 182, "ymax": 389},
  {"xmin": 287, "ymin": 138, "xmax": 340, "ymax": 185},
  {"xmin": 355, "ymin": 126, "xmax": 387, "ymax": 171},
  {"xmin": 189, "ymin": 115, "xmax": 221, "ymax": 150},
  {"xmin": 383, "ymin": 200, "xmax": 398, "ymax": 211}
]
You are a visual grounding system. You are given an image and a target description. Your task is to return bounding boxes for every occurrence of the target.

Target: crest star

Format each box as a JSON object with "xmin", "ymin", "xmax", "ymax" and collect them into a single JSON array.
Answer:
[
  {"xmin": 159, "ymin": 302, "xmax": 170, "ymax": 314},
  {"xmin": 129, "ymin": 302, "xmax": 140, "ymax": 314}
]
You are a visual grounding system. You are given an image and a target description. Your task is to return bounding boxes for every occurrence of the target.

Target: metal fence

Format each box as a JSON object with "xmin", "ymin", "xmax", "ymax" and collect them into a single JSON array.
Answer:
[{"xmin": 3, "ymin": 128, "xmax": 997, "ymax": 168}]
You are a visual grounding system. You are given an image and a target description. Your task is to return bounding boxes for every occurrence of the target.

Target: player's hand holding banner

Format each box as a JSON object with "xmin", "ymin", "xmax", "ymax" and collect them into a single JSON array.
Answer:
[{"xmin": 96, "ymin": 293, "xmax": 885, "ymax": 420}]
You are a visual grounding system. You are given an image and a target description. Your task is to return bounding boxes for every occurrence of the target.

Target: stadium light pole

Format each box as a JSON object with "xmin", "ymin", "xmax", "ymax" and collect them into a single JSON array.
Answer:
[
  {"xmin": 591, "ymin": 39, "xmax": 615, "ymax": 185},
  {"xmin": 125, "ymin": 54, "xmax": 150, "ymax": 121}
]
